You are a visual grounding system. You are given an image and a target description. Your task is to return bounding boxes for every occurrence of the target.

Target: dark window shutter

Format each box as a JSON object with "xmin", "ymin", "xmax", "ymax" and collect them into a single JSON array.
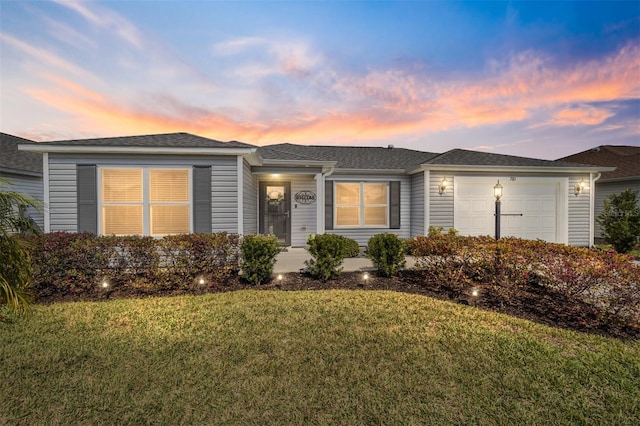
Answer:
[
  {"xmin": 325, "ymin": 180, "xmax": 333, "ymax": 230},
  {"xmin": 77, "ymin": 165, "xmax": 97, "ymax": 234},
  {"xmin": 389, "ymin": 181, "xmax": 400, "ymax": 229},
  {"xmin": 193, "ymin": 166, "xmax": 212, "ymax": 233}
]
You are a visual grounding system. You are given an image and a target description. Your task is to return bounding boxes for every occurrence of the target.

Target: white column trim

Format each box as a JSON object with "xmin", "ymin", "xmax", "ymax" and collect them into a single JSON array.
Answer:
[
  {"xmin": 237, "ymin": 156, "xmax": 244, "ymax": 235},
  {"xmin": 315, "ymin": 172, "xmax": 324, "ymax": 234},
  {"xmin": 43, "ymin": 153, "xmax": 50, "ymax": 232},
  {"xmin": 424, "ymin": 170, "xmax": 430, "ymax": 235}
]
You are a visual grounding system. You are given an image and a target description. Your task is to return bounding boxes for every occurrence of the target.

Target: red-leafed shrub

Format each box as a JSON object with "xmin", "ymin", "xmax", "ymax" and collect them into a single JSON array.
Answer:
[
  {"xmin": 407, "ymin": 234, "xmax": 640, "ymax": 331},
  {"xmin": 24, "ymin": 232, "xmax": 240, "ymax": 300}
]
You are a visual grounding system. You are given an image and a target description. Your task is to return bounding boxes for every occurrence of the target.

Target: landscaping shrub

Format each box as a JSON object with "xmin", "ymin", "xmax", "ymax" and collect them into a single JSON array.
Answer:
[
  {"xmin": 407, "ymin": 233, "xmax": 640, "ymax": 329},
  {"xmin": 304, "ymin": 234, "xmax": 358, "ymax": 281},
  {"xmin": 337, "ymin": 234, "xmax": 361, "ymax": 258},
  {"xmin": 240, "ymin": 234, "xmax": 281, "ymax": 285},
  {"xmin": 597, "ymin": 189, "xmax": 640, "ymax": 253},
  {"xmin": 1, "ymin": 179, "xmax": 41, "ymax": 317},
  {"xmin": 25, "ymin": 232, "xmax": 241, "ymax": 300},
  {"xmin": 366, "ymin": 233, "xmax": 406, "ymax": 277}
]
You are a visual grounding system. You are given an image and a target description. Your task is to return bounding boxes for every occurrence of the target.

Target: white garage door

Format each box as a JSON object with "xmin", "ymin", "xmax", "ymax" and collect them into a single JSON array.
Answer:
[{"xmin": 454, "ymin": 177, "xmax": 567, "ymax": 243}]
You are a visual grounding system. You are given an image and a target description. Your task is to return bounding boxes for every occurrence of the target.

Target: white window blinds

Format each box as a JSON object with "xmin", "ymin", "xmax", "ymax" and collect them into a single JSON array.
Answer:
[{"xmin": 100, "ymin": 168, "xmax": 191, "ymax": 236}]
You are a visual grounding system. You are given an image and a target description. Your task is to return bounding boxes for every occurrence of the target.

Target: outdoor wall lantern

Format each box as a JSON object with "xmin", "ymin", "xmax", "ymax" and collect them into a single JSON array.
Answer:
[
  {"xmin": 438, "ymin": 177, "xmax": 448, "ymax": 195},
  {"xmin": 574, "ymin": 179, "xmax": 587, "ymax": 196},
  {"xmin": 493, "ymin": 180, "xmax": 503, "ymax": 240}
]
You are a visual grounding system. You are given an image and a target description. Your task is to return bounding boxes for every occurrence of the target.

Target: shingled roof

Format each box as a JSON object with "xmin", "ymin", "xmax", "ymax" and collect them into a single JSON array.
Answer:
[
  {"xmin": 29, "ymin": 132, "xmax": 256, "ymax": 149},
  {"xmin": 425, "ymin": 148, "xmax": 589, "ymax": 168},
  {"xmin": 258, "ymin": 143, "xmax": 440, "ymax": 170},
  {"xmin": 558, "ymin": 145, "xmax": 640, "ymax": 181},
  {"xmin": 259, "ymin": 143, "xmax": 598, "ymax": 171},
  {"xmin": 0, "ymin": 133, "xmax": 42, "ymax": 176}
]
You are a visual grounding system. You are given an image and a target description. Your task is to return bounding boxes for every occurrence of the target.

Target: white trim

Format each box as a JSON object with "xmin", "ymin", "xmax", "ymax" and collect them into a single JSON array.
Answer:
[
  {"xmin": 410, "ymin": 165, "xmax": 614, "ymax": 174},
  {"xmin": 327, "ymin": 176, "xmax": 400, "ymax": 182},
  {"xmin": 558, "ymin": 178, "xmax": 569, "ymax": 245},
  {"xmin": 43, "ymin": 153, "xmax": 50, "ymax": 233},
  {"xmin": 332, "ymin": 168, "xmax": 406, "ymax": 175},
  {"xmin": 260, "ymin": 159, "xmax": 336, "ymax": 167},
  {"xmin": 19, "ymin": 144, "xmax": 255, "ymax": 156},
  {"xmin": 424, "ymin": 170, "xmax": 430, "ymax": 235},
  {"xmin": 237, "ymin": 157, "xmax": 244, "ymax": 235},
  {"xmin": 315, "ymin": 172, "xmax": 324, "ymax": 234},
  {"xmin": 589, "ymin": 172, "xmax": 602, "ymax": 246}
]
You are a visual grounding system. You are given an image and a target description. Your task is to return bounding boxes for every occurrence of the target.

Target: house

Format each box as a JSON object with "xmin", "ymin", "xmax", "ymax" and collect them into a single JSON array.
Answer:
[
  {"xmin": 18, "ymin": 132, "xmax": 610, "ymax": 247},
  {"xmin": 0, "ymin": 133, "xmax": 44, "ymax": 231},
  {"xmin": 559, "ymin": 145, "xmax": 640, "ymax": 241}
]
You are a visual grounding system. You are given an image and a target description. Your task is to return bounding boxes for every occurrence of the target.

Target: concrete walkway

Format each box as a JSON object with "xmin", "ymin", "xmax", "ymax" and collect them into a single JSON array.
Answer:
[{"xmin": 274, "ymin": 247, "xmax": 416, "ymax": 273}]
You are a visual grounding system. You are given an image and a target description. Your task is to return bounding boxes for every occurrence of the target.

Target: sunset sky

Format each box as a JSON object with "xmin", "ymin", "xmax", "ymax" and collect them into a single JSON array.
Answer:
[{"xmin": 1, "ymin": 0, "xmax": 638, "ymax": 159}]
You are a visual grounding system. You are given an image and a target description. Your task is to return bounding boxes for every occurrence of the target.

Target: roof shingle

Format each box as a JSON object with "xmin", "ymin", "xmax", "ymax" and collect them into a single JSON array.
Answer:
[
  {"xmin": 558, "ymin": 145, "xmax": 639, "ymax": 180},
  {"xmin": 426, "ymin": 149, "xmax": 590, "ymax": 168},
  {"xmin": 33, "ymin": 132, "xmax": 256, "ymax": 149},
  {"xmin": 258, "ymin": 143, "xmax": 439, "ymax": 170},
  {"xmin": 0, "ymin": 133, "xmax": 42, "ymax": 175}
]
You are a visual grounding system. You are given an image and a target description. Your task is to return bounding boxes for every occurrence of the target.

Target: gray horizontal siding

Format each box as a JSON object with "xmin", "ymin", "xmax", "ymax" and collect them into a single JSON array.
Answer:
[
  {"xmin": 568, "ymin": 176, "xmax": 591, "ymax": 246},
  {"xmin": 594, "ymin": 179, "xmax": 640, "ymax": 239},
  {"xmin": 47, "ymin": 153, "xmax": 240, "ymax": 234},
  {"xmin": 243, "ymin": 160, "xmax": 257, "ymax": 234},
  {"xmin": 327, "ymin": 175, "xmax": 410, "ymax": 246},
  {"xmin": 211, "ymin": 159, "xmax": 238, "ymax": 233},
  {"xmin": 48, "ymin": 159, "xmax": 77, "ymax": 232},
  {"xmin": 290, "ymin": 176, "xmax": 317, "ymax": 247},
  {"xmin": 410, "ymin": 172, "xmax": 424, "ymax": 237},
  {"xmin": 0, "ymin": 172, "xmax": 45, "ymax": 231},
  {"xmin": 429, "ymin": 172, "xmax": 454, "ymax": 231}
]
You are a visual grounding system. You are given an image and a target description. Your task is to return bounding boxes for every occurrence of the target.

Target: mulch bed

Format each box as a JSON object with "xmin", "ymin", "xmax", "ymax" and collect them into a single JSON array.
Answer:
[{"xmin": 36, "ymin": 270, "xmax": 639, "ymax": 340}]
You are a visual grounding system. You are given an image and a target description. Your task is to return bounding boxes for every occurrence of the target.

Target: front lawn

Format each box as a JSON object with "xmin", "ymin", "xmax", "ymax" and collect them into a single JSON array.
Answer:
[{"xmin": 2, "ymin": 291, "xmax": 639, "ymax": 424}]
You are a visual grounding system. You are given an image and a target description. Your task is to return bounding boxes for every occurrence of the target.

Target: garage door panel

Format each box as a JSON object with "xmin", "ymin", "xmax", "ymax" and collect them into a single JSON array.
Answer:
[
  {"xmin": 455, "ymin": 178, "xmax": 560, "ymax": 243},
  {"xmin": 472, "ymin": 200, "xmax": 491, "ymax": 213},
  {"xmin": 505, "ymin": 199, "xmax": 523, "ymax": 211}
]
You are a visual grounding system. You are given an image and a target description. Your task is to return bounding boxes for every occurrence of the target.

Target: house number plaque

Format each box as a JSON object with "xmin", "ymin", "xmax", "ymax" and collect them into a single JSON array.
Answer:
[{"xmin": 294, "ymin": 190, "xmax": 317, "ymax": 205}]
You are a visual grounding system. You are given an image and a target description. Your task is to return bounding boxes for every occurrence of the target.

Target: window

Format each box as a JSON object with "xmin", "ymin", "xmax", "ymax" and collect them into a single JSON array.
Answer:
[
  {"xmin": 335, "ymin": 182, "xmax": 388, "ymax": 227},
  {"xmin": 100, "ymin": 168, "xmax": 191, "ymax": 236}
]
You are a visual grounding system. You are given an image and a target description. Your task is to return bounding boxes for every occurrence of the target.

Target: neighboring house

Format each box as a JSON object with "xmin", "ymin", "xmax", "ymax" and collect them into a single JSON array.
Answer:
[
  {"xmin": 559, "ymin": 145, "xmax": 640, "ymax": 241},
  {"xmin": 0, "ymin": 133, "xmax": 44, "ymax": 231},
  {"xmin": 19, "ymin": 132, "xmax": 610, "ymax": 247}
]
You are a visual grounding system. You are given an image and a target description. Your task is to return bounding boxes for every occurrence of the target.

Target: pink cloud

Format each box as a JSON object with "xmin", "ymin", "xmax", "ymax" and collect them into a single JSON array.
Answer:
[
  {"xmin": 8, "ymin": 0, "xmax": 640, "ymax": 146},
  {"xmin": 534, "ymin": 105, "xmax": 614, "ymax": 127}
]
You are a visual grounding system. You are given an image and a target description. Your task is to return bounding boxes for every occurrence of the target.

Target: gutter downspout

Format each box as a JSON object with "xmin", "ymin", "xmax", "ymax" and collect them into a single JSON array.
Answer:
[{"xmin": 590, "ymin": 172, "xmax": 602, "ymax": 247}]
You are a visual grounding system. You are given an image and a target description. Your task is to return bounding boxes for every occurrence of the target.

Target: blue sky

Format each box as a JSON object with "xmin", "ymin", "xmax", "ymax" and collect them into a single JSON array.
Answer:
[{"xmin": 1, "ymin": 0, "xmax": 638, "ymax": 159}]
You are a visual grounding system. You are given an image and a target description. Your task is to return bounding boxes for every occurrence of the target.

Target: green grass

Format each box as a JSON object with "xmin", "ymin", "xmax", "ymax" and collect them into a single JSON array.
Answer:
[{"xmin": 2, "ymin": 291, "xmax": 639, "ymax": 425}]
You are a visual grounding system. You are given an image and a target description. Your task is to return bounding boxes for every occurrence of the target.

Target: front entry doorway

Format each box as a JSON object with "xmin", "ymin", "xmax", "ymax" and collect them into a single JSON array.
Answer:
[{"xmin": 259, "ymin": 181, "xmax": 291, "ymax": 246}]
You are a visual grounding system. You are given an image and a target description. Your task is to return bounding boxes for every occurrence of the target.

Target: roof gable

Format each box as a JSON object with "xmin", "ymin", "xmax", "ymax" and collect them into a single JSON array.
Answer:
[{"xmin": 0, "ymin": 133, "xmax": 42, "ymax": 175}]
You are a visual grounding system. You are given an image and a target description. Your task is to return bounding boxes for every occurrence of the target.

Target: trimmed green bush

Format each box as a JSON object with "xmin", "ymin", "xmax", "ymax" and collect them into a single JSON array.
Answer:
[
  {"xmin": 336, "ymin": 234, "xmax": 361, "ymax": 258},
  {"xmin": 597, "ymin": 189, "xmax": 640, "ymax": 253},
  {"xmin": 304, "ymin": 234, "xmax": 358, "ymax": 281},
  {"xmin": 240, "ymin": 234, "xmax": 282, "ymax": 285},
  {"xmin": 366, "ymin": 233, "xmax": 406, "ymax": 277},
  {"xmin": 25, "ymin": 232, "xmax": 241, "ymax": 299}
]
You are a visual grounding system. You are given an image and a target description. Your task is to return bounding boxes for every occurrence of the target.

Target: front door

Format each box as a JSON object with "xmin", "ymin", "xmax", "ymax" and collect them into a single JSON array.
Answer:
[{"xmin": 259, "ymin": 181, "xmax": 291, "ymax": 245}]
